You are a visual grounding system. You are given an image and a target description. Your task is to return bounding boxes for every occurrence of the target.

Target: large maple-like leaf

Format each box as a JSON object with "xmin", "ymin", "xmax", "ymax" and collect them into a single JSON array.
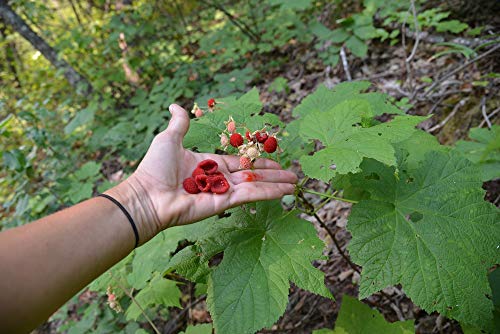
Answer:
[
  {"xmin": 346, "ymin": 151, "xmax": 500, "ymax": 329},
  {"xmin": 168, "ymin": 201, "xmax": 332, "ymax": 334},
  {"xmin": 298, "ymin": 99, "xmax": 426, "ymax": 181}
]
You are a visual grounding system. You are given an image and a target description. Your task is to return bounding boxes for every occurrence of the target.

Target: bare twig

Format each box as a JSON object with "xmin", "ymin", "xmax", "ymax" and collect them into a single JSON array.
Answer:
[
  {"xmin": 421, "ymin": 43, "xmax": 500, "ymax": 97},
  {"xmin": 479, "ymin": 107, "xmax": 500, "ymax": 128},
  {"xmin": 340, "ymin": 46, "xmax": 352, "ymax": 81},
  {"xmin": 405, "ymin": 0, "xmax": 420, "ymax": 63},
  {"xmin": 400, "ymin": 6, "xmax": 415, "ymax": 94},
  {"xmin": 480, "ymin": 96, "xmax": 492, "ymax": 129},
  {"xmin": 427, "ymin": 98, "xmax": 469, "ymax": 133},
  {"xmin": 427, "ymin": 96, "xmax": 446, "ymax": 115}
]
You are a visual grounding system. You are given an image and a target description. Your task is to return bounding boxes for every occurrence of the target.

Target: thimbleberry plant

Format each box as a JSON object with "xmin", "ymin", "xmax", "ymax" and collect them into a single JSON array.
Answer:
[{"xmin": 91, "ymin": 83, "xmax": 499, "ymax": 334}]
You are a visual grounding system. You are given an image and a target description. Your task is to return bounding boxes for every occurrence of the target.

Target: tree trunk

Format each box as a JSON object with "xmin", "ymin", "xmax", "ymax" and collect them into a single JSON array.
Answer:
[{"xmin": 0, "ymin": 1, "xmax": 93, "ymax": 96}]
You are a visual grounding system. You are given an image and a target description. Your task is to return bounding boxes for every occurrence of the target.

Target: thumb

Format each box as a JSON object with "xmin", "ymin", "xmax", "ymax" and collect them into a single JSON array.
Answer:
[{"xmin": 163, "ymin": 104, "xmax": 190, "ymax": 143}]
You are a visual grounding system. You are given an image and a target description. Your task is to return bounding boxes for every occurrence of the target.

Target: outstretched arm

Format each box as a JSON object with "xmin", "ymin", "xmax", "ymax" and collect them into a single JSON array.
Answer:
[{"xmin": 0, "ymin": 104, "xmax": 297, "ymax": 333}]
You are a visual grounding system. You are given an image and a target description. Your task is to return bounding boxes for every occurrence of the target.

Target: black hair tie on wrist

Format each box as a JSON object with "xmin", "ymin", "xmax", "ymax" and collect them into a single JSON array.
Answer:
[{"xmin": 98, "ymin": 193, "xmax": 139, "ymax": 248}]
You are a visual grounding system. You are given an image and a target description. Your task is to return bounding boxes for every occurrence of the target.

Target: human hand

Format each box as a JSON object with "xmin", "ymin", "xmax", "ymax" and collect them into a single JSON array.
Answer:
[{"xmin": 107, "ymin": 104, "xmax": 297, "ymax": 244}]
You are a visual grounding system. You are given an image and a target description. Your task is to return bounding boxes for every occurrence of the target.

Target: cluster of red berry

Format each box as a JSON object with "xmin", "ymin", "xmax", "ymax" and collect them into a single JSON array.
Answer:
[
  {"xmin": 220, "ymin": 116, "xmax": 279, "ymax": 169},
  {"xmin": 191, "ymin": 98, "xmax": 217, "ymax": 118},
  {"xmin": 182, "ymin": 159, "xmax": 230, "ymax": 194}
]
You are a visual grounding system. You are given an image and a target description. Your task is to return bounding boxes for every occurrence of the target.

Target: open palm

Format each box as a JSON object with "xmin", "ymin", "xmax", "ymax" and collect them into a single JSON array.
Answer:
[{"xmin": 127, "ymin": 104, "xmax": 297, "ymax": 238}]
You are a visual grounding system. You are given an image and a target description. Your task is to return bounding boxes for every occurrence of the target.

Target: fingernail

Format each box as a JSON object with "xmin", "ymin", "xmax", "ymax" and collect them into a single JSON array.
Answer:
[{"xmin": 169, "ymin": 104, "xmax": 181, "ymax": 113}]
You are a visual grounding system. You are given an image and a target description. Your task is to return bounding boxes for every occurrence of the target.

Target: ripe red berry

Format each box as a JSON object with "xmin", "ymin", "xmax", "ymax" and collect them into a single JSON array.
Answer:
[
  {"xmin": 209, "ymin": 174, "xmax": 230, "ymax": 194},
  {"xmin": 239, "ymin": 155, "xmax": 253, "ymax": 169},
  {"xmin": 230, "ymin": 133, "xmax": 244, "ymax": 147},
  {"xmin": 255, "ymin": 131, "xmax": 268, "ymax": 143},
  {"xmin": 192, "ymin": 167, "xmax": 205, "ymax": 177},
  {"xmin": 208, "ymin": 98, "xmax": 216, "ymax": 108},
  {"xmin": 183, "ymin": 177, "xmax": 201, "ymax": 194},
  {"xmin": 263, "ymin": 136, "xmax": 278, "ymax": 153},
  {"xmin": 195, "ymin": 174, "xmax": 212, "ymax": 192},
  {"xmin": 197, "ymin": 159, "xmax": 218, "ymax": 174}
]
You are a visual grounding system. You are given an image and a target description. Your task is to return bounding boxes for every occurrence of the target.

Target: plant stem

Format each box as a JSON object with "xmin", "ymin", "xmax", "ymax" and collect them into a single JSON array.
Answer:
[
  {"xmin": 302, "ymin": 189, "xmax": 358, "ymax": 204},
  {"xmin": 296, "ymin": 191, "xmax": 360, "ymax": 274},
  {"xmin": 110, "ymin": 273, "xmax": 161, "ymax": 334}
]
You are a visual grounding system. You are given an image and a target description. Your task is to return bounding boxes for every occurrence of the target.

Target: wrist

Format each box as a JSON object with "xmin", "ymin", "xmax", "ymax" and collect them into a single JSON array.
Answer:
[{"xmin": 104, "ymin": 175, "xmax": 161, "ymax": 245}]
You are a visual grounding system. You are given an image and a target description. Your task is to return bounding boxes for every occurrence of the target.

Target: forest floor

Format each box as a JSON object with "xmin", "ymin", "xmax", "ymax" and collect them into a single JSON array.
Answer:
[{"xmin": 33, "ymin": 5, "xmax": 499, "ymax": 334}]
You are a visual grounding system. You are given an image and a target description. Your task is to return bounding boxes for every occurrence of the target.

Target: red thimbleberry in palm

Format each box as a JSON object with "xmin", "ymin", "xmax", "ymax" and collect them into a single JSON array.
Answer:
[
  {"xmin": 230, "ymin": 133, "xmax": 244, "ymax": 147},
  {"xmin": 183, "ymin": 177, "xmax": 200, "ymax": 194},
  {"xmin": 239, "ymin": 155, "xmax": 253, "ymax": 169},
  {"xmin": 255, "ymin": 131, "xmax": 268, "ymax": 143},
  {"xmin": 208, "ymin": 98, "xmax": 216, "ymax": 108},
  {"xmin": 195, "ymin": 174, "xmax": 212, "ymax": 192},
  {"xmin": 197, "ymin": 159, "xmax": 218, "ymax": 174},
  {"xmin": 192, "ymin": 167, "xmax": 205, "ymax": 177},
  {"xmin": 263, "ymin": 136, "xmax": 278, "ymax": 153},
  {"xmin": 209, "ymin": 174, "xmax": 230, "ymax": 194}
]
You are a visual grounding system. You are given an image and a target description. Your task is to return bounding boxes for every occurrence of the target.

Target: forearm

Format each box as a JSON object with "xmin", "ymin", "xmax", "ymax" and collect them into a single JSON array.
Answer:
[{"xmin": 0, "ymin": 184, "xmax": 141, "ymax": 333}]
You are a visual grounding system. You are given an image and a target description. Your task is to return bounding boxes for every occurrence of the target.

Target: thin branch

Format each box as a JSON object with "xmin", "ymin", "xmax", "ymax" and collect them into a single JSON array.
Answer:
[
  {"xmin": 199, "ymin": 0, "xmax": 260, "ymax": 43},
  {"xmin": 68, "ymin": 0, "xmax": 83, "ymax": 27},
  {"xmin": 400, "ymin": 6, "xmax": 414, "ymax": 93},
  {"xmin": 427, "ymin": 98, "xmax": 469, "ymax": 133},
  {"xmin": 405, "ymin": 0, "xmax": 420, "ymax": 63},
  {"xmin": 340, "ymin": 46, "xmax": 352, "ymax": 81},
  {"xmin": 480, "ymin": 96, "xmax": 492, "ymax": 129},
  {"xmin": 421, "ymin": 43, "xmax": 500, "ymax": 97},
  {"xmin": 479, "ymin": 107, "xmax": 500, "ymax": 128}
]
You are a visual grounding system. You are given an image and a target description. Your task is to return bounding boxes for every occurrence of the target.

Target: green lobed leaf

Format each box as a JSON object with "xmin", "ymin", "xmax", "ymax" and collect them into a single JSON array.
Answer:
[
  {"xmin": 74, "ymin": 161, "xmax": 101, "ymax": 181},
  {"xmin": 454, "ymin": 125, "xmax": 500, "ymax": 181},
  {"xmin": 345, "ymin": 35, "xmax": 368, "ymax": 58},
  {"xmin": 313, "ymin": 296, "xmax": 414, "ymax": 333},
  {"xmin": 293, "ymin": 81, "xmax": 403, "ymax": 118},
  {"xmin": 64, "ymin": 105, "xmax": 96, "ymax": 135},
  {"xmin": 128, "ymin": 219, "xmax": 215, "ymax": 289},
  {"xmin": 346, "ymin": 151, "xmax": 500, "ymax": 329},
  {"xmin": 298, "ymin": 99, "xmax": 426, "ymax": 181},
  {"xmin": 169, "ymin": 201, "xmax": 331, "ymax": 334}
]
